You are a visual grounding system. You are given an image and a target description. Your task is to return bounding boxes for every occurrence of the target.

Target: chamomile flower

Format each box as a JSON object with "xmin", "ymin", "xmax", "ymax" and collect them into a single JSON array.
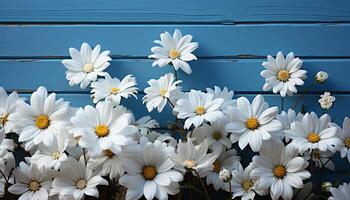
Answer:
[
  {"xmin": 261, "ymin": 52, "xmax": 307, "ymax": 97},
  {"xmin": 329, "ymin": 182, "xmax": 350, "ymax": 200},
  {"xmin": 149, "ymin": 29, "xmax": 198, "ymax": 74},
  {"xmin": 338, "ymin": 117, "xmax": 350, "ymax": 163},
  {"xmin": 206, "ymin": 86, "xmax": 236, "ymax": 115},
  {"xmin": 71, "ymin": 101, "xmax": 138, "ymax": 153},
  {"xmin": 91, "ymin": 74, "xmax": 138, "ymax": 105},
  {"xmin": 173, "ymin": 90, "xmax": 224, "ymax": 129},
  {"xmin": 0, "ymin": 87, "xmax": 23, "ymax": 133},
  {"xmin": 62, "ymin": 42, "xmax": 111, "ymax": 89},
  {"xmin": 250, "ymin": 140, "xmax": 311, "ymax": 200},
  {"xmin": 286, "ymin": 112, "xmax": 342, "ymax": 154},
  {"xmin": 119, "ymin": 141, "xmax": 183, "ymax": 200},
  {"xmin": 143, "ymin": 73, "xmax": 182, "ymax": 112},
  {"xmin": 9, "ymin": 86, "xmax": 70, "ymax": 150},
  {"xmin": 225, "ymin": 95, "xmax": 282, "ymax": 152},
  {"xmin": 318, "ymin": 92, "xmax": 336, "ymax": 110}
]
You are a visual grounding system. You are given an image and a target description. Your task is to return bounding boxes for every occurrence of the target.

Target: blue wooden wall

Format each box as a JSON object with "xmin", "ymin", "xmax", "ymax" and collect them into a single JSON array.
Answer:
[{"xmin": 1, "ymin": 0, "xmax": 350, "ymax": 184}]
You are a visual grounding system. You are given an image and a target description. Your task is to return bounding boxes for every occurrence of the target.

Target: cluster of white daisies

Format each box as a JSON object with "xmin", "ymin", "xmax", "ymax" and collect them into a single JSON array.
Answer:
[{"xmin": 0, "ymin": 29, "xmax": 349, "ymax": 200}]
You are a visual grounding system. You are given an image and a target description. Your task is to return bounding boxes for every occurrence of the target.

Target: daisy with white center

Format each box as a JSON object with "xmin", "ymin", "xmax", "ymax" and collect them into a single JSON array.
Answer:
[
  {"xmin": 250, "ymin": 140, "xmax": 311, "ymax": 200},
  {"xmin": 261, "ymin": 51, "xmax": 307, "ymax": 97},
  {"xmin": 91, "ymin": 74, "xmax": 138, "ymax": 105},
  {"xmin": 230, "ymin": 163, "xmax": 266, "ymax": 200},
  {"xmin": 62, "ymin": 42, "xmax": 111, "ymax": 89},
  {"xmin": 51, "ymin": 157, "xmax": 108, "ymax": 200},
  {"xmin": 149, "ymin": 29, "xmax": 199, "ymax": 74},
  {"xmin": 119, "ymin": 141, "xmax": 183, "ymax": 200},
  {"xmin": 329, "ymin": 182, "xmax": 350, "ymax": 200},
  {"xmin": 193, "ymin": 119, "xmax": 232, "ymax": 153},
  {"xmin": 173, "ymin": 90, "xmax": 224, "ymax": 129},
  {"xmin": 172, "ymin": 139, "xmax": 218, "ymax": 177},
  {"xmin": 338, "ymin": 117, "xmax": 350, "ymax": 163},
  {"xmin": 318, "ymin": 91, "xmax": 336, "ymax": 110},
  {"xmin": 132, "ymin": 115, "xmax": 159, "ymax": 136},
  {"xmin": 206, "ymin": 86, "xmax": 236, "ymax": 115},
  {"xmin": 143, "ymin": 73, "xmax": 182, "ymax": 113},
  {"xmin": 0, "ymin": 87, "xmax": 23, "ymax": 133},
  {"xmin": 225, "ymin": 95, "xmax": 282, "ymax": 152},
  {"xmin": 71, "ymin": 101, "xmax": 138, "ymax": 153},
  {"xmin": 30, "ymin": 128, "xmax": 68, "ymax": 170},
  {"xmin": 205, "ymin": 149, "xmax": 240, "ymax": 191},
  {"xmin": 9, "ymin": 86, "xmax": 70, "ymax": 150},
  {"xmin": 276, "ymin": 109, "xmax": 304, "ymax": 142},
  {"xmin": 286, "ymin": 112, "xmax": 342, "ymax": 154},
  {"xmin": 8, "ymin": 162, "xmax": 52, "ymax": 200}
]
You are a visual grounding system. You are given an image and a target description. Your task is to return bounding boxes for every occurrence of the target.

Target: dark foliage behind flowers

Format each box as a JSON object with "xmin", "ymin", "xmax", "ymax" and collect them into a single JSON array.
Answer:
[{"xmin": 0, "ymin": 29, "xmax": 349, "ymax": 200}]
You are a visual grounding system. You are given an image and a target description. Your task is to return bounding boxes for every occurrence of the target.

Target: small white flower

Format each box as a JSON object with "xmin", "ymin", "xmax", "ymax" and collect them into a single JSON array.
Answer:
[
  {"xmin": 276, "ymin": 109, "xmax": 304, "ymax": 142},
  {"xmin": 51, "ymin": 157, "xmax": 108, "ymax": 200},
  {"xmin": 338, "ymin": 117, "xmax": 350, "ymax": 163},
  {"xmin": 142, "ymin": 131, "xmax": 178, "ymax": 148},
  {"xmin": 329, "ymin": 182, "xmax": 350, "ymax": 200},
  {"xmin": 132, "ymin": 115, "xmax": 160, "ymax": 136},
  {"xmin": 62, "ymin": 42, "xmax": 111, "ymax": 89},
  {"xmin": 261, "ymin": 51, "xmax": 307, "ymax": 97},
  {"xmin": 91, "ymin": 74, "xmax": 138, "ymax": 105},
  {"xmin": 318, "ymin": 91, "xmax": 336, "ymax": 110},
  {"xmin": 250, "ymin": 140, "xmax": 311, "ymax": 200},
  {"xmin": 143, "ymin": 73, "xmax": 182, "ymax": 112},
  {"xmin": 225, "ymin": 95, "xmax": 282, "ymax": 152},
  {"xmin": 315, "ymin": 71, "xmax": 329, "ymax": 83},
  {"xmin": 8, "ymin": 162, "xmax": 52, "ymax": 200},
  {"xmin": 0, "ymin": 87, "xmax": 23, "ymax": 133},
  {"xmin": 149, "ymin": 29, "xmax": 198, "ymax": 74},
  {"xmin": 286, "ymin": 112, "xmax": 342, "ymax": 154},
  {"xmin": 218, "ymin": 169, "xmax": 231, "ymax": 182},
  {"xmin": 174, "ymin": 90, "xmax": 224, "ymax": 129},
  {"xmin": 206, "ymin": 86, "xmax": 236, "ymax": 115},
  {"xmin": 119, "ymin": 141, "xmax": 183, "ymax": 200}
]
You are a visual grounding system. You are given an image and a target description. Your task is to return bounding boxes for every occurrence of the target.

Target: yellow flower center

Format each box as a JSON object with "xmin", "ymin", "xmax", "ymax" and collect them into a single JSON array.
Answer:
[
  {"xmin": 95, "ymin": 124, "xmax": 109, "ymax": 137},
  {"xmin": 142, "ymin": 166, "xmax": 157, "ymax": 180},
  {"xmin": 110, "ymin": 87, "xmax": 120, "ymax": 94},
  {"xmin": 51, "ymin": 152, "xmax": 60, "ymax": 160},
  {"xmin": 168, "ymin": 49, "xmax": 181, "ymax": 59},
  {"xmin": 195, "ymin": 106, "xmax": 206, "ymax": 115},
  {"xmin": 29, "ymin": 180, "xmax": 40, "ymax": 192},
  {"xmin": 213, "ymin": 160, "xmax": 221, "ymax": 173},
  {"xmin": 103, "ymin": 149, "xmax": 114, "ymax": 158},
  {"xmin": 242, "ymin": 180, "xmax": 253, "ymax": 191},
  {"xmin": 159, "ymin": 88, "xmax": 168, "ymax": 97},
  {"xmin": 76, "ymin": 179, "xmax": 87, "ymax": 190},
  {"xmin": 83, "ymin": 63, "xmax": 94, "ymax": 73},
  {"xmin": 273, "ymin": 165, "xmax": 286, "ymax": 178},
  {"xmin": 307, "ymin": 132, "xmax": 320, "ymax": 143},
  {"xmin": 246, "ymin": 117, "xmax": 259, "ymax": 130},
  {"xmin": 312, "ymin": 149, "xmax": 321, "ymax": 159},
  {"xmin": 344, "ymin": 138, "xmax": 350, "ymax": 148},
  {"xmin": 0, "ymin": 113, "xmax": 9, "ymax": 126},
  {"xmin": 35, "ymin": 115, "xmax": 50, "ymax": 129},
  {"xmin": 277, "ymin": 70, "xmax": 290, "ymax": 82},
  {"xmin": 183, "ymin": 159, "xmax": 196, "ymax": 169},
  {"xmin": 212, "ymin": 131, "xmax": 222, "ymax": 140}
]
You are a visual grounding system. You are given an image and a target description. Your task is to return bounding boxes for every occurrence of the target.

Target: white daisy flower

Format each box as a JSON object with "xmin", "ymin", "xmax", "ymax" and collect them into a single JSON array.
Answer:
[
  {"xmin": 149, "ymin": 29, "xmax": 198, "ymax": 74},
  {"xmin": 206, "ymin": 149, "xmax": 240, "ymax": 191},
  {"xmin": 337, "ymin": 117, "xmax": 350, "ymax": 163},
  {"xmin": 318, "ymin": 91, "xmax": 336, "ymax": 110},
  {"xmin": 143, "ymin": 73, "xmax": 182, "ymax": 113},
  {"xmin": 206, "ymin": 86, "xmax": 236, "ymax": 115},
  {"xmin": 174, "ymin": 90, "xmax": 224, "ymax": 129},
  {"xmin": 230, "ymin": 163, "xmax": 266, "ymax": 200},
  {"xmin": 172, "ymin": 139, "xmax": 218, "ymax": 177},
  {"xmin": 250, "ymin": 140, "xmax": 311, "ymax": 200},
  {"xmin": 0, "ymin": 87, "xmax": 23, "ymax": 133},
  {"xmin": 8, "ymin": 162, "xmax": 52, "ymax": 200},
  {"xmin": 329, "ymin": 182, "xmax": 350, "ymax": 200},
  {"xmin": 71, "ymin": 102, "xmax": 138, "ymax": 153},
  {"xmin": 276, "ymin": 109, "xmax": 304, "ymax": 142},
  {"xmin": 9, "ymin": 86, "xmax": 70, "ymax": 150},
  {"xmin": 286, "ymin": 112, "xmax": 342, "ymax": 154},
  {"xmin": 142, "ymin": 131, "xmax": 178, "ymax": 148},
  {"xmin": 30, "ymin": 128, "xmax": 69, "ymax": 170},
  {"xmin": 131, "ymin": 115, "xmax": 159, "ymax": 136},
  {"xmin": 261, "ymin": 51, "xmax": 307, "ymax": 97},
  {"xmin": 51, "ymin": 157, "xmax": 108, "ymax": 200},
  {"xmin": 91, "ymin": 74, "xmax": 138, "ymax": 105},
  {"xmin": 62, "ymin": 42, "xmax": 111, "ymax": 89},
  {"xmin": 225, "ymin": 95, "xmax": 282, "ymax": 152},
  {"xmin": 119, "ymin": 141, "xmax": 183, "ymax": 200},
  {"xmin": 193, "ymin": 119, "xmax": 232, "ymax": 153},
  {"xmin": 303, "ymin": 149, "xmax": 335, "ymax": 171}
]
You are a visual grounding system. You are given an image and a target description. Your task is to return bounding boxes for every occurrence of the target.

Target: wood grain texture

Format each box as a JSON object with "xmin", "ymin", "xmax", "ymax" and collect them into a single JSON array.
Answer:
[
  {"xmin": 1, "ymin": 0, "xmax": 350, "ymax": 22},
  {"xmin": 1, "ymin": 24, "xmax": 350, "ymax": 57}
]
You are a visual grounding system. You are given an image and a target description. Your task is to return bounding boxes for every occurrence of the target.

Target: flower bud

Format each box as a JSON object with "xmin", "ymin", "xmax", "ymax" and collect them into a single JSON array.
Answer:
[
  {"xmin": 219, "ymin": 169, "xmax": 232, "ymax": 182},
  {"xmin": 315, "ymin": 71, "xmax": 328, "ymax": 83},
  {"xmin": 321, "ymin": 181, "xmax": 333, "ymax": 192}
]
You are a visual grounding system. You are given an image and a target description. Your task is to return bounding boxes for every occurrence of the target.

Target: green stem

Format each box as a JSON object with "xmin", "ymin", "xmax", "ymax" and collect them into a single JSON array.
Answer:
[
  {"xmin": 82, "ymin": 148, "xmax": 87, "ymax": 166},
  {"xmin": 281, "ymin": 97, "xmax": 285, "ymax": 111},
  {"xmin": 292, "ymin": 82, "xmax": 316, "ymax": 110},
  {"xmin": 228, "ymin": 180, "xmax": 232, "ymax": 200},
  {"xmin": 193, "ymin": 169, "xmax": 210, "ymax": 200}
]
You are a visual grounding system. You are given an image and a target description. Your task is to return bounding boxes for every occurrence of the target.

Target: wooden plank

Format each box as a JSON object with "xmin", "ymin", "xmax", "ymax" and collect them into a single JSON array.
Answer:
[
  {"xmin": 1, "ymin": 59, "xmax": 349, "ymax": 93},
  {"xmin": 1, "ymin": 24, "xmax": 350, "ymax": 57},
  {"xmin": 1, "ymin": 1, "xmax": 350, "ymax": 22}
]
